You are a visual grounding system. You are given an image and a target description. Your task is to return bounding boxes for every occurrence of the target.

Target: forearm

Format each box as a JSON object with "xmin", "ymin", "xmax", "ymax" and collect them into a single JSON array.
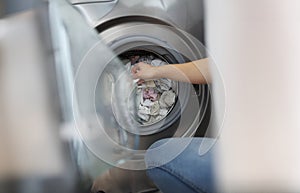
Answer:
[{"xmin": 154, "ymin": 58, "xmax": 210, "ymax": 84}]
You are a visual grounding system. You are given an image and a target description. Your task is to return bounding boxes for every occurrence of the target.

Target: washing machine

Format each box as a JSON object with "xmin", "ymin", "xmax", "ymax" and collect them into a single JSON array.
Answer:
[
  {"xmin": 69, "ymin": 0, "xmax": 210, "ymax": 138},
  {"xmin": 50, "ymin": 0, "xmax": 210, "ymax": 192}
]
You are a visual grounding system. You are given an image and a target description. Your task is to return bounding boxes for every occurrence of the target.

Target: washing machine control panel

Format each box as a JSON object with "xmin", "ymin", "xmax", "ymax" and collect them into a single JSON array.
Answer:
[{"xmin": 69, "ymin": 0, "xmax": 115, "ymax": 4}]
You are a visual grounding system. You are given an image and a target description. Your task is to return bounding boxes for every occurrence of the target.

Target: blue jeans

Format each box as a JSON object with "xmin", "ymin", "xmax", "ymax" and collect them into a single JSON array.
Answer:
[{"xmin": 145, "ymin": 138, "xmax": 217, "ymax": 193}]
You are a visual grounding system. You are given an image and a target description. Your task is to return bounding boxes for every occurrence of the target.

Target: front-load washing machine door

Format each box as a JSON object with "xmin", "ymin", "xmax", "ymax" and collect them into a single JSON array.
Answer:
[{"xmin": 50, "ymin": 0, "xmax": 140, "ymax": 180}]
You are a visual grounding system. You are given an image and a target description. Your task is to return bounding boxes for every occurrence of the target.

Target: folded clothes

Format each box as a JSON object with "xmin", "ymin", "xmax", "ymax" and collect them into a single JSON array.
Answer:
[
  {"xmin": 159, "ymin": 90, "xmax": 176, "ymax": 108},
  {"xmin": 143, "ymin": 88, "xmax": 158, "ymax": 101},
  {"xmin": 155, "ymin": 78, "xmax": 172, "ymax": 92}
]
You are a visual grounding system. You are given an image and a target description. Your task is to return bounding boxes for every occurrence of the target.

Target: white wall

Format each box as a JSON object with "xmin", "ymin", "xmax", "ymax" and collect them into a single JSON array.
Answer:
[{"xmin": 205, "ymin": 0, "xmax": 300, "ymax": 192}]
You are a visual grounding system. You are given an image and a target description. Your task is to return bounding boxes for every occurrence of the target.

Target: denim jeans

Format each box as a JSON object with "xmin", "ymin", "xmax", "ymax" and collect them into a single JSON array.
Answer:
[{"xmin": 145, "ymin": 138, "xmax": 217, "ymax": 193}]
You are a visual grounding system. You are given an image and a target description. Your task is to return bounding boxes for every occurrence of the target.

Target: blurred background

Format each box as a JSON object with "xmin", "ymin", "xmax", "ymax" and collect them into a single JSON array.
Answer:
[
  {"xmin": 0, "ymin": 0, "xmax": 209, "ymax": 192},
  {"xmin": 0, "ymin": 0, "xmax": 84, "ymax": 193},
  {"xmin": 1, "ymin": 0, "xmax": 300, "ymax": 193}
]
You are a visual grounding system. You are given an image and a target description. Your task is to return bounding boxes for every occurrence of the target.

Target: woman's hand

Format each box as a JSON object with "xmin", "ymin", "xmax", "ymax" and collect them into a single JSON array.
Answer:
[
  {"xmin": 131, "ymin": 58, "xmax": 210, "ymax": 84},
  {"xmin": 131, "ymin": 62, "xmax": 158, "ymax": 80}
]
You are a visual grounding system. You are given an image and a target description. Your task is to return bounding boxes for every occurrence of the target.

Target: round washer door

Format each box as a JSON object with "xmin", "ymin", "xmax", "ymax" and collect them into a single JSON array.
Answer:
[{"xmin": 71, "ymin": 21, "xmax": 210, "ymax": 171}]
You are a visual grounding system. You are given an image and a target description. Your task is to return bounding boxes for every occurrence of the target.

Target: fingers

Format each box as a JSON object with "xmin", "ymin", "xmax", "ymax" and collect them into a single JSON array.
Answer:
[
  {"xmin": 131, "ymin": 64, "xmax": 140, "ymax": 74},
  {"xmin": 131, "ymin": 66, "xmax": 140, "ymax": 79},
  {"xmin": 131, "ymin": 62, "xmax": 152, "ymax": 80},
  {"xmin": 137, "ymin": 79, "xmax": 145, "ymax": 84},
  {"xmin": 132, "ymin": 72, "xmax": 140, "ymax": 79},
  {"xmin": 131, "ymin": 62, "xmax": 145, "ymax": 79}
]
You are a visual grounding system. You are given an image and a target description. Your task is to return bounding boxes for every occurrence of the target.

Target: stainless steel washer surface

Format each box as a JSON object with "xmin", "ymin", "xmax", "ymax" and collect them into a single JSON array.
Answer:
[{"xmin": 71, "ymin": 0, "xmax": 205, "ymax": 43}]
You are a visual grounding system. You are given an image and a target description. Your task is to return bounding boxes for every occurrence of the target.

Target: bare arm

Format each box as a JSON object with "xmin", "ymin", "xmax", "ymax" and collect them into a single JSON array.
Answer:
[{"xmin": 131, "ymin": 58, "xmax": 210, "ymax": 84}]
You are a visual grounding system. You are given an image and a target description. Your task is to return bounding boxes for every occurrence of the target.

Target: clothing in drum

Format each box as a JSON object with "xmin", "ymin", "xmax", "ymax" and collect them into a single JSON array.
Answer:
[{"xmin": 122, "ymin": 54, "xmax": 178, "ymax": 126}]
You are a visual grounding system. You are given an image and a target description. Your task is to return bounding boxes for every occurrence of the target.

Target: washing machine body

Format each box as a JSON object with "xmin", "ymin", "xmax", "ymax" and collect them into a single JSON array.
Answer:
[
  {"xmin": 70, "ymin": 0, "xmax": 205, "ymax": 43},
  {"xmin": 68, "ymin": 0, "xmax": 210, "ymax": 171},
  {"xmin": 68, "ymin": 0, "xmax": 209, "ymax": 139}
]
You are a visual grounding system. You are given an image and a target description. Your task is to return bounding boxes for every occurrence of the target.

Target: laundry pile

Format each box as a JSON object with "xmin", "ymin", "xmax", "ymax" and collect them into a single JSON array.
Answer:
[{"xmin": 124, "ymin": 55, "xmax": 177, "ymax": 125}]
